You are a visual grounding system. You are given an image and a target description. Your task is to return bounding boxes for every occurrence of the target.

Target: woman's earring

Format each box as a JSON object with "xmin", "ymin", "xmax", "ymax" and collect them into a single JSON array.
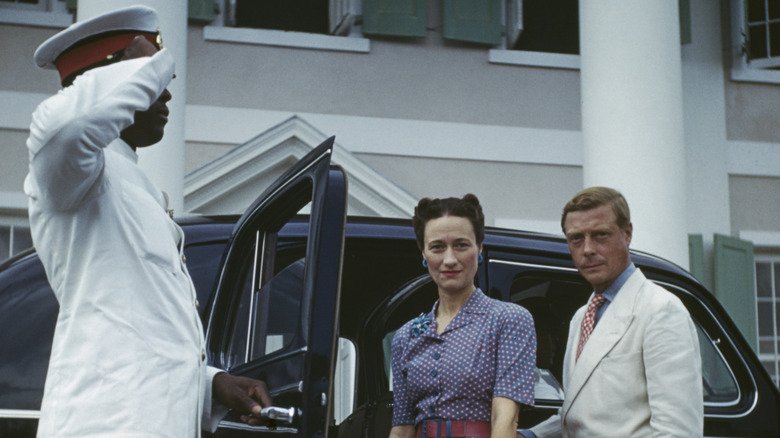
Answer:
[
  {"xmin": 478, "ymin": 253, "xmax": 484, "ymax": 265},
  {"xmin": 422, "ymin": 259, "xmax": 428, "ymax": 268}
]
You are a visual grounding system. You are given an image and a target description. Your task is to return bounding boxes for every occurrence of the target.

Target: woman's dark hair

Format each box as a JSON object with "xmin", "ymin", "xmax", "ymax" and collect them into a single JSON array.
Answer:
[{"xmin": 412, "ymin": 193, "xmax": 485, "ymax": 250}]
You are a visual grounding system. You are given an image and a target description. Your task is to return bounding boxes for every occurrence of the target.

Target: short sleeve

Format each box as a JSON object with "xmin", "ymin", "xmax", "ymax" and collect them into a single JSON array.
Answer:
[
  {"xmin": 390, "ymin": 324, "xmax": 415, "ymax": 426},
  {"xmin": 493, "ymin": 304, "xmax": 537, "ymax": 407}
]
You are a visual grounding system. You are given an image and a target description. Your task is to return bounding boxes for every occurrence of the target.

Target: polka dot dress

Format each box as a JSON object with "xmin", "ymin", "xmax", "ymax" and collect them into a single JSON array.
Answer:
[{"xmin": 391, "ymin": 289, "xmax": 537, "ymax": 428}]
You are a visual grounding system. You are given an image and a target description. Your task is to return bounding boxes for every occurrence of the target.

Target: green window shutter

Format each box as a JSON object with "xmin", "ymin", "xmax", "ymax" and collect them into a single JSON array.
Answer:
[
  {"xmin": 362, "ymin": 0, "xmax": 427, "ymax": 37},
  {"xmin": 443, "ymin": 0, "xmax": 502, "ymax": 45},
  {"xmin": 714, "ymin": 234, "xmax": 757, "ymax": 352},
  {"xmin": 189, "ymin": 0, "xmax": 217, "ymax": 23},
  {"xmin": 679, "ymin": 0, "xmax": 691, "ymax": 44},
  {"xmin": 65, "ymin": 0, "xmax": 77, "ymax": 13},
  {"xmin": 688, "ymin": 234, "xmax": 704, "ymax": 282}
]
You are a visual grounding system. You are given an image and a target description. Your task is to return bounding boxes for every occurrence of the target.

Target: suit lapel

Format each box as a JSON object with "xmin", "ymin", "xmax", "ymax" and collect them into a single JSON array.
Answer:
[{"xmin": 560, "ymin": 270, "xmax": 646, "ymax": 422}]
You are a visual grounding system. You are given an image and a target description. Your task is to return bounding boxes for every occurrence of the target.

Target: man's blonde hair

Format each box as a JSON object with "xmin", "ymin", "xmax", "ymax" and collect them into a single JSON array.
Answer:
[{"xmin": 561, "ymin": 186, "xmax": 630, "ymax": 233}]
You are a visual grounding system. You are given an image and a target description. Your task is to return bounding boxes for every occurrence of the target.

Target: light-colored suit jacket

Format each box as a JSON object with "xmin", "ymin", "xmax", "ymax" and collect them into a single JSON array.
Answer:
[{"xmin": 532, "ymin": 269, "xmax": 703, "ymax": 437}]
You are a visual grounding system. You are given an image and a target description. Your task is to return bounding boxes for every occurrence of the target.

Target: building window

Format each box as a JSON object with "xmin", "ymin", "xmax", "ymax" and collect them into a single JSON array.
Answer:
[
  {"xmin": 744, "ymin": 0, "xmax": 780, "ymax": 68},
  {"xmin": 730, "ymin": 0, "xmax": 780, "ymax": 83},
  {"xmin": 0, "ymin": 225, "xmax": 32, "ymax": 262},
  {"xmin": 203, "ymin": 0, "xmax": 368, "ymax": 53},
  {"xmin": 756, "ymin": 254, "xmax": 780, "ymax": 387},
  {"xmin": 509, "ymin": 0, "xmax": 579, "ymax": 55},
  {"xmin": 0, "ymin": 0, "xmax": 71, "ymax": 27},
  {"xmin": 0, "ymin": 0, "xmax": 45, "ymax": 11},
  {"xmin": 224, "ymin": 0, "xmax": 357, "ymax": 36},
  {"xmin": 0, "ymin": 0, "xmax": 66, "ymax": 12}
]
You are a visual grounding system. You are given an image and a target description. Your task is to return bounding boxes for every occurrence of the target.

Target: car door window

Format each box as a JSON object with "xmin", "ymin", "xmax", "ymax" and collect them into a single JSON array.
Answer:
[
  {"xmin": 697, "ymin": 326, "xmax": 740, "ymax": 403},
  {"xmin": 508, "ymin": 273, "xmax": 592, "ymax": 401},
  {"xmin": 207, "ymin": 138, "xmax": 348, "ymax": 436},
  {"xmin": 377, "ymin": 276, "xmax": 444, "ymax": 391},
  {"xmin": 0, "ymin": 255, "xmax": 57, "ymax": 411},
  {"xmin": 656, "ymin": 282, "xmax": 741, "ymax": 406},
  {"xmin": 183, "ymin": 241, "xmax": 228, "ymax": 320},
  {"xmin": 490, "ymin": 259, "xmax": 744, "ymax": 412},
  {"xmin": 225, "ymin": 216, "xmax": 308, "ymax": 370}
]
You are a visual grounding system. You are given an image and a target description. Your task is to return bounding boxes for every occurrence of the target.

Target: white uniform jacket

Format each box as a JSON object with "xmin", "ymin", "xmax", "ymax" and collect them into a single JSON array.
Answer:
[
  {"xmin": 532, "ymin": 268, "xmax": 703, "ymax": 438},
  {"xmin": 25, "ymin": 49, "xmax": 226, "ymax": 437}
]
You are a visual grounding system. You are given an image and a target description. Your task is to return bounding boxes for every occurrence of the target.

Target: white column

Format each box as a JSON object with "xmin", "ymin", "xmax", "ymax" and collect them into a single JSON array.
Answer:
[
  {"xmin": 682, "ymin": 0, "xmax": 731, "ymax": 288},
  {"xmin": 78, "ymin": 0, "xmax": 187, "ymax": 214},
  {"xmin": 579, "ymin": 0, "xmax": 688, "ymax": 267}
]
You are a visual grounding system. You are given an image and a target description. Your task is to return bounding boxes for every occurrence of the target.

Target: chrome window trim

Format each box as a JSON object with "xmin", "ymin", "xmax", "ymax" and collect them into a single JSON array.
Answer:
[
  {"xmin": 488, "ymin": 259, "xmax": 579, "ymax": 273},
  {"xmin": 218, "ymin": 420, "xmax": 297, "ymax": 434},
  {"xmin": 0, "ymin": 409, "xmax": 39, "ymax": 419}
]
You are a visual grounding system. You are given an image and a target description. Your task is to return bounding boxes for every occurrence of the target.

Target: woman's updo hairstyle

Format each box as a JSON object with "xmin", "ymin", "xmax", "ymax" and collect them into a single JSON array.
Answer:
[{"xmin": 412, "ymin": 193, "xmax": 485, "ymax": 250}]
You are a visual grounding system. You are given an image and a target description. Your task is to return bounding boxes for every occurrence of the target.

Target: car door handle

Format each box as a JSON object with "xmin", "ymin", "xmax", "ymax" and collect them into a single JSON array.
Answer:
[{"xmin": 259, "ymin": 406, "xmax": 298, "ymax": 425}]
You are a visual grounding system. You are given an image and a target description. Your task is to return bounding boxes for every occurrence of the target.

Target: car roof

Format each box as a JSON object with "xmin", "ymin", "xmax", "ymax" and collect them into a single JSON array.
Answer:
[{"xmin": 1, "ymin": 214, "xmax": 698, "ymax": 288}]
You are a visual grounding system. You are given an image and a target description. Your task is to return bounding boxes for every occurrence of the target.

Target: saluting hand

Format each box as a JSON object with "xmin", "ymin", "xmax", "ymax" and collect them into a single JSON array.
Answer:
[{"xmin": 120, "ymin": 35, "xmax": 159, "ymax": 61}]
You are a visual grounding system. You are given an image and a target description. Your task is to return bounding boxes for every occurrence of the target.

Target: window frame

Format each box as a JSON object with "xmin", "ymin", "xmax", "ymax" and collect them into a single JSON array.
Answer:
[
  {"xmin": 205, "ymin": 137, "xmax": 348, "ymax": 436},
  {"xmin": 488, "ymin": 0, "xmax": 580, "ymax": 70},
  {"xmin": 0, "ymin": 223, "xmax": 32, "ymax": 262},
  {"xmin": 0, "ymin": 0, "xmax": 48, "ymax": 12},
  {"xmin": 755, "ymin": 254, "xmax": 780, "ymax": 388},
  {"xmin": 0, "ymin": 0, "xmax": 72, "ymax": 27},
  {"xmin": 203, "ymin": 0, "xmax": 370, "ymax": 54},
  {"xmin": 730, "ymin": 0, "xmax": 780, "ymax": 84}
]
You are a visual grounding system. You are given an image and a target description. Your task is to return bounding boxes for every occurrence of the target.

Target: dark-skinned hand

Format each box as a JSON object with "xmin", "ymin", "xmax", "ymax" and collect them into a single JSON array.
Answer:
[
  {"xmin": 213, "ymin": 373, "xmax": 273, "ymax": 426},
  {"xmin": 120, "ymin": 35, "xmax": 159, "ymax": 61}
]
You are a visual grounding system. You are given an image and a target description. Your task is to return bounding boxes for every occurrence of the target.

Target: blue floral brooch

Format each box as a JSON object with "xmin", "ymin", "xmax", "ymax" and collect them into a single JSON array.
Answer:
[{"xmin": 410, "ymin": 313, "xmax": 432, "ymax": 338}]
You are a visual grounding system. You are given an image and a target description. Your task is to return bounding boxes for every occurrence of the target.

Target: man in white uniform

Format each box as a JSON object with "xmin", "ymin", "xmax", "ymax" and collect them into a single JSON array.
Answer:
[{"xmin": 25, "ymin": 6, "xmax": 271, "ymax": 437}]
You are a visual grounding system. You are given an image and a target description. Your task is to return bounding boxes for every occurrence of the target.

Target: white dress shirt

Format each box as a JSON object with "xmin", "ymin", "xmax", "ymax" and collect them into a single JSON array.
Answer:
[{"xmin": 25, "ymin": 49, "xmax": 226, "ymax": 437}]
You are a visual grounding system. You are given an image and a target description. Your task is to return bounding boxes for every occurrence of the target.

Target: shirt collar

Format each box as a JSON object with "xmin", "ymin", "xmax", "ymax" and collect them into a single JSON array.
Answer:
[
  {"xmin": 599, "ymin": 263, "xmax": 636, "ymax": 303},
  {"xmin": 107, "ymin": 138, "xmax": 138, "ymax": 164},
  {"xmin": 462, "ymin": 288, "xmax": 490, "ymax": 314},
  {"xmin": 430, "ymin": 287, "xmax": 489, "ymax": 318}
]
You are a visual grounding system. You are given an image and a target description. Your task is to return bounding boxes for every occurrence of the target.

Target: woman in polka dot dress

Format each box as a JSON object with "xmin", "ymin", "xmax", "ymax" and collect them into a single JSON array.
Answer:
[{"xmin": 388, "ymin": 194, "xmax": 537, "ymax": 438}]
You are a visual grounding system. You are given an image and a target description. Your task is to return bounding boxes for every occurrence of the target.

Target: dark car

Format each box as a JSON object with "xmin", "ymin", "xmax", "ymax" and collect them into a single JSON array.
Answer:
[{"xmin": 1, "ymin": 138, "xmax": 778, "ymax": 437}]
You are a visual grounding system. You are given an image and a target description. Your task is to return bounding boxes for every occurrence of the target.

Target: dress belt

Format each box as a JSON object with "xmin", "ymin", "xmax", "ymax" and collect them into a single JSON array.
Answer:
[{"xmin": 416, "ymin": 419, "xmax": 491, "ymax": 438}]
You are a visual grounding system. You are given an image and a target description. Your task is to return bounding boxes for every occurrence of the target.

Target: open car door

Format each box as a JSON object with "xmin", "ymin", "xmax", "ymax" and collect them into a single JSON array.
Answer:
[{"xmin": 205, "ymin": 137, "xmax": 347, "ymax": 437}]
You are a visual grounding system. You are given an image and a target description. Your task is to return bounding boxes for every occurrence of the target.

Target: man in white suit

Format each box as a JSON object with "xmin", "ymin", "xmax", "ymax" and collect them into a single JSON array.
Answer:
[{"xmin": 523, "ymin": 186, "xmax": 703, "ymax": 437}]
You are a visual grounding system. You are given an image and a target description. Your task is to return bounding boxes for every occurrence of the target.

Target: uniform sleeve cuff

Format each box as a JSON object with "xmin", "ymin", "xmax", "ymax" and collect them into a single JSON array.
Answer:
[{"xmin": 202, "ymin": 367, "xmax": 230, "ymax": 433}]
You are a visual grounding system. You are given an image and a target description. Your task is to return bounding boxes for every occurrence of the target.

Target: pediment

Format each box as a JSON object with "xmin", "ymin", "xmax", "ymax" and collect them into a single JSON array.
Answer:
[{"xmin": 184, "ymin": 115, "xmax": 417, "ymax": 218}]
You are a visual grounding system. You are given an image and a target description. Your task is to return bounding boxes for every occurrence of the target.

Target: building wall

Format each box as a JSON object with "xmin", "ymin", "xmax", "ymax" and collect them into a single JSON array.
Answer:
[
  {"xmin": 185, "ymin": 26, "xmax": 582, "ymax": 130},
  {"xmin": 0, "ymin": 130, "xmax": 31, "ymax": 193},
  {"xmin": 726, "ymin": 82, "xmax": 780, "ymax": 143},
  {"xmin": 0, "ymin": 24, "xmax": 60, "ymax": 95},
  {"xmin": 356, "ymin": 154, "xmax": 581, "ymax": 229},
  {"xmin": 730, "ymin": 176, "xmax": 780, "ymax": 235},
  {"xmin": 1, "ymin": 1, "xmax": 778, "ymax": 241}
]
